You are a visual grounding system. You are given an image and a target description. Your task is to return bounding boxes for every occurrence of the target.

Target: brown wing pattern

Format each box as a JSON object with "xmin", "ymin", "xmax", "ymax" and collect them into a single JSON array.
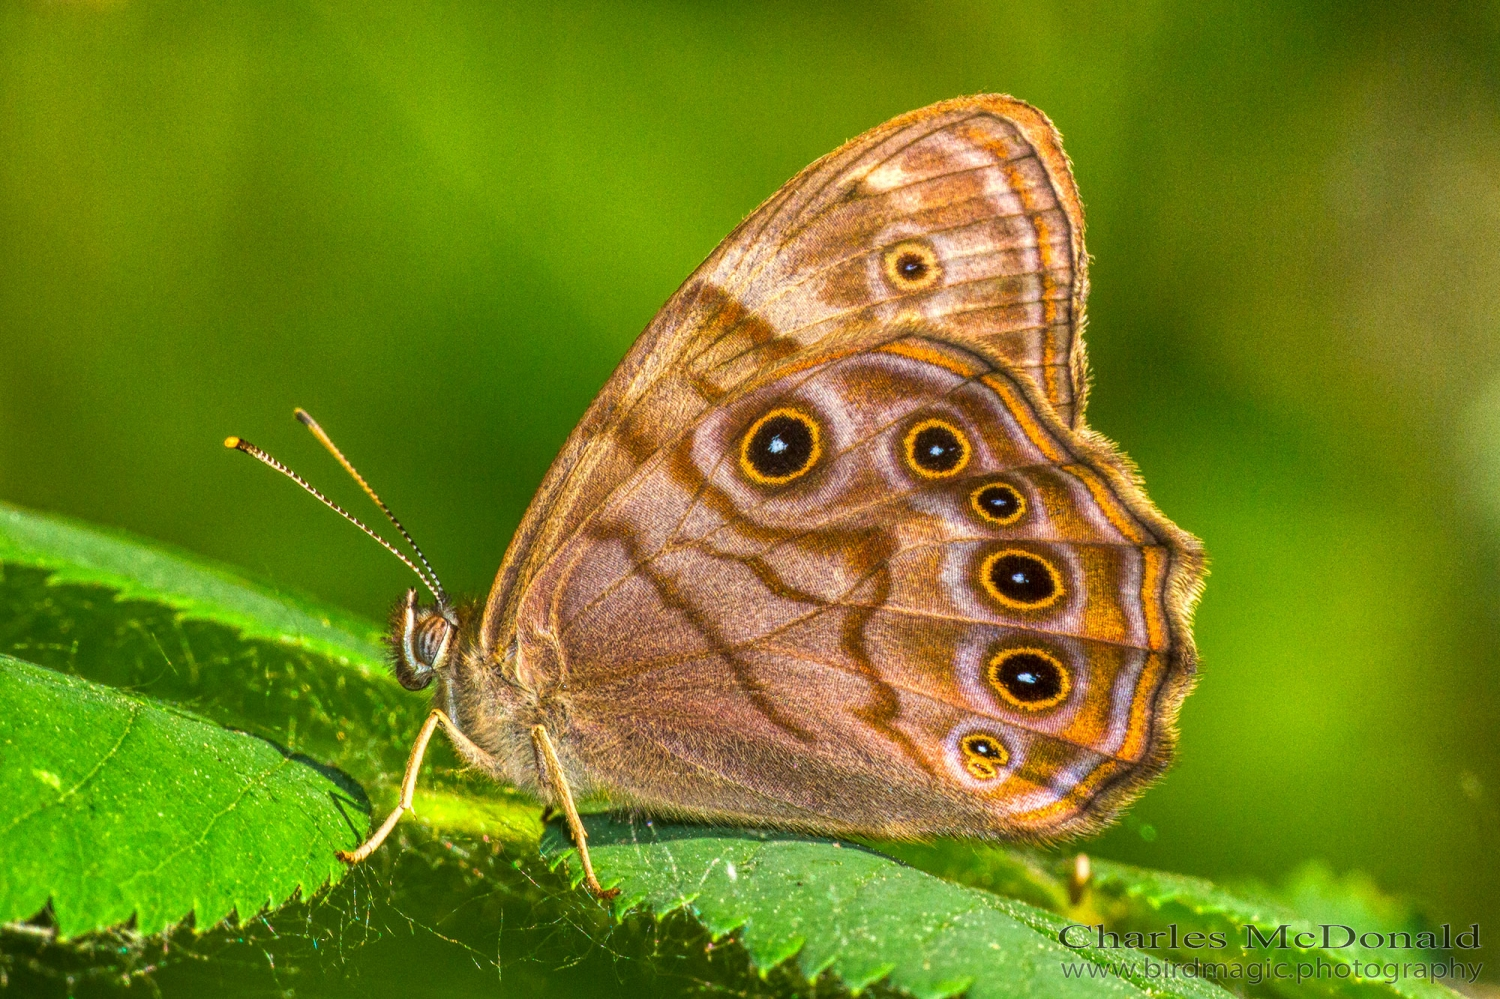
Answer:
[
  {"xmin": 682, "ymin": 97, "xmax": 1087, "ymax": 419},
  {"xmin": 480, "ymin": 95, "xmax": 1088, "ymax": 653},
  {"xmin": 515, "ymin": 336, "xmax": 1202, "ymax": 839}
]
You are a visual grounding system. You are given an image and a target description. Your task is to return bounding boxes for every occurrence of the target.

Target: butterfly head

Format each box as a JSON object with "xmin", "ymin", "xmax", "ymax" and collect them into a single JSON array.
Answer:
[
  {"xmin": 392, "ymin": 588, "xmax": 460, "ymax": 691},
  {"xmin": 225, "ymin": 411, "xmax": 470, "ymax": 695}
]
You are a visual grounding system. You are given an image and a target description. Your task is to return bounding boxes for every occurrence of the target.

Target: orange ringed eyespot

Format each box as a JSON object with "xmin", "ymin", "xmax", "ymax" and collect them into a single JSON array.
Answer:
[
  {"xmin": 740, "ymin": 407, "xmax": 821, "ymax": 485},
  {"xmin": 883, "ymin": 240, "xmax": 942, "ymax": 291},
  {"xmin": 979, "ymin": 548, "xmax": 1063, "ymax": 610},
  {"xmin": 988, "ymin": 647, "xmax": 1070, "ymax": 710},
  {"xmin": 903, "ymin": 418, "xmax": 970, "ymax": 479},
  {"xmin": 971, "ymin": 482, "xmax": 1026, "ymax": 525},
  {"xmin": 958, "ymin": 732, "xmax": 1009, "ymax": 780}
]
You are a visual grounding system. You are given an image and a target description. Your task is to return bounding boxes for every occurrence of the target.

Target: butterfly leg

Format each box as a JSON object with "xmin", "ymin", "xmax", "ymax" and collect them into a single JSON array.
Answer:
[
  {"xmin": 338, "ymin": 708, "xmax": 492, "ymax": 864},
  {"xmin": 531, "ymin": 723, "xmax": 619, "ymax": 901}
]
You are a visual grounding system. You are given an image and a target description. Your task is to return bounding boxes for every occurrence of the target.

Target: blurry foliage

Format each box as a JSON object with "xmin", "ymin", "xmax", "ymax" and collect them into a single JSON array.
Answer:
[{"xmin": 0, "ymin": 0, "xmax": 1497, "ymax": 992}]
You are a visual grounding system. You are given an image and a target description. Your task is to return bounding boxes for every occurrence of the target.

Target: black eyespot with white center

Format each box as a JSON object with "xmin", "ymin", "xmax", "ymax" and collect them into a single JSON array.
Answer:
[
  {"xmin": 971, "ymin": 482, "xmax": 1026, "ymax": 525},
  {"xmin": 979, "ymin": 549, "xmax": 1062, "ymax": 610},
  {"xmin": 740, "ymin": 407, "xmax": 822, "ymax": 485},
  {"xmin": 903, "ymin": 418, "xmax": 970, "ymax": 479},
  {"xmin": 988, "ymin": 648, "xmax": 1070, "ymax": 710},
  {"xmin": 882, "ymin": 240, "xmax": 941, "ymax": 292},
  {"xmin": 958, "ymin": 732, "xmax": 1009, "ymax": 780}
]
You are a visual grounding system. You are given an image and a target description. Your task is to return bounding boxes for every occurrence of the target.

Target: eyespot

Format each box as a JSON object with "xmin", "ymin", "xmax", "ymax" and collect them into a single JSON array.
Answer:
[
  {"xmin": 971, "ymin": 482, "xmax": 1026, "ymax": 525},
  {"xmin": 903, "ymin": 418, "xmax": 970, "ymax": 478},
  {"xmin": 979, "ymin": 548, "xmax": 1063, "ymax": 610},
  {"xmin": 740, "ymin": 407, "xmax": 822, "ymax": 485},
  {"xmin": 958, "ymin": 732, "xmax": 1010, "ymax": 780},
  {"xmin": 988, "ymin": 648, "xmax": 1070, "ymax": 711},
  {"xmin": 883, "ymin": 240, "xmax": 942, "ymax": 292}
]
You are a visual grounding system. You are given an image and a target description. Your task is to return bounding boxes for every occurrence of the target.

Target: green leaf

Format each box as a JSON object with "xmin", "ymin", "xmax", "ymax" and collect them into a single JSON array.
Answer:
[
  {"xmin": 0, "ymin": 654, "xmax": 368, "ymax": 938},
  {"xmin": 1, "ymin": 500, "xmax": 1470, "ymax": 999},
  {"xmin": 0, "ymin": 500, "xmax": 540, "ymax": 844},
  {"xmin": 1082, "ymin": 858, "xmax": 1470, "ymax": 999},
  {"xmin": 544, "ymin": 816, "xmax": 1235, "ymax": 999},
  {"xmin": 875, "ymin": 838, "xmax": 1073, "ymax": 914},
  {"xmin": 0, "ymin": 502, "xmax": 384, "ymax": 666}
]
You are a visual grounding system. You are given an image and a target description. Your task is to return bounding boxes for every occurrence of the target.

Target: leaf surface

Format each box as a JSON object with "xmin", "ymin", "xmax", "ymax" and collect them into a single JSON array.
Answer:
[
  {"xmin": 0, "ymin": 655, "xmax": 368, "ymax": 938},
  {"xmin": 545, "ymin": 817, "xmax": 1235, "ymax": 999},
  {"xmin": 0, "ymin": 501, "xmax": 539, "ymax": 838},
  {"xmin": 0, "ymin": 502, "xmax": 383, "ymax": 666}
]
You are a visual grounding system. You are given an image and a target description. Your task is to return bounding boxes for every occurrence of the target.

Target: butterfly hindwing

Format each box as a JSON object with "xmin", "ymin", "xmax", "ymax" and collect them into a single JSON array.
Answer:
[{"xmin": 516, "ymin": 335, "xmax": 1201, "ymax": 838}]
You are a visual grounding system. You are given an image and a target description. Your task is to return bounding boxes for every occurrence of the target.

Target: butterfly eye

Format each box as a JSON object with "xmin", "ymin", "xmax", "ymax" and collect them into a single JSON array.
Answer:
[
  {"xmin": 903, "ymin": 418, "xmax": 971, "ymax": 478},
  {"xmin": 958, "ymin": 732, "xmax": 1010, "ymax": 780},
  {"xmin": 394, "ymin": 591, "xmax": 453, "ymax": 691},
  {"xmin": 988, "ymin": 648, "xmax": 1070, "ymax": 711},
  {"xmin": 414, "ymin": 614, "xmax": 450, "ymax": 665},
  {"xmin": 971, "ymin": 482, "xmax": 1026, "ymax": 525},
  {"xmin": 740, "ymin": 407, "xmax": 822, "ymax": 485},
  {"xmin": 882, "ymin": 240, "xmax": 942, "ymax": 292},
  {"xmin": 979, "ymin": 548, "xmax": 1063, "ymax": 610}
]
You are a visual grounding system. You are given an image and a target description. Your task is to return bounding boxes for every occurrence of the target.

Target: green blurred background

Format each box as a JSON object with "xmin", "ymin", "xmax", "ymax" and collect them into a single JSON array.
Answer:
[{"xmin": 2, "ymin": 0, "xmax": 1498, "ymax": 985}]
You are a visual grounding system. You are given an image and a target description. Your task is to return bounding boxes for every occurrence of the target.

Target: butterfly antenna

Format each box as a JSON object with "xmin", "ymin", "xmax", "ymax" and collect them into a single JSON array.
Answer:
[
  {"xmin": 292, "ymin": 408, "xmax": 448, "ymax": 605},
  {"xmin": 224, "ymin": 435, "xmax": 446, "ymax": 604}
]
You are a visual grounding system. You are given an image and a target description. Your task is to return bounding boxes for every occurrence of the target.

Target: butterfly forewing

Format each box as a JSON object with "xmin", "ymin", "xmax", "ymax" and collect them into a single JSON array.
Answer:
[
  {"xmin": 685, "ymin": 106, "xmax": 1086, "ymax": 414},
  {"xmin": 480, "ymin": 96, "xmax": 1089, "ymax": 653}
]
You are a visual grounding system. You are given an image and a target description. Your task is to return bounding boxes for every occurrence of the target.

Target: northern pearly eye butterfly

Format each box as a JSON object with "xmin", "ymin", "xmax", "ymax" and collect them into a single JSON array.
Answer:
[{"xmin": 229, "ymin": 95, "xmax": 1204, "ymax": 899}]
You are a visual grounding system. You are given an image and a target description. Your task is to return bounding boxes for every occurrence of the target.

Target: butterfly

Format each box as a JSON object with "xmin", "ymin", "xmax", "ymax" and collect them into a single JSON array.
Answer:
[{"xmin": 231, "ymin": 94, "xmax": 1204, "ymax": 900}]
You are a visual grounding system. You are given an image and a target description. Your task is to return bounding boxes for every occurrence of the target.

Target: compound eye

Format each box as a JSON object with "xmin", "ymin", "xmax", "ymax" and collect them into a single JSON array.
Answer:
[
  {"xmin": 903, "ymin": 418, "xmax": 970, "ymax": 479},
  {"xmin": 414, "ymin": 614, "xmax": 451, "ymax": 666},
  {"xmin": 740, "ymin": 408, "xmax": 822, "ymax": 485},
  {"xmin": 394, "ymin": 592, "xmax": 451, "ymax": 691}
]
